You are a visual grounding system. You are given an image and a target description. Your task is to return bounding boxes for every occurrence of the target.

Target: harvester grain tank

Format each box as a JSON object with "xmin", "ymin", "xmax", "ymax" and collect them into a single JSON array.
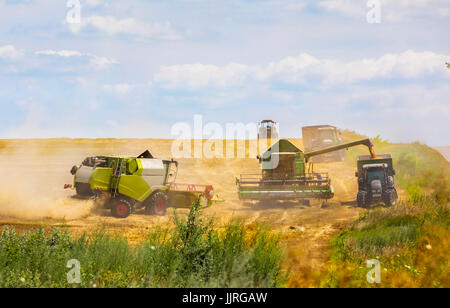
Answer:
[
  {"xmin": 236, "ymin": 138, "xmax": 376, "ymax": 202},
  {"xmin": 66, "ymin": 150, "xmax": 215, "ymax": 218},
  {"xmin": 302, "ymin": 125, "xmax": 345, "ymax": 162}
]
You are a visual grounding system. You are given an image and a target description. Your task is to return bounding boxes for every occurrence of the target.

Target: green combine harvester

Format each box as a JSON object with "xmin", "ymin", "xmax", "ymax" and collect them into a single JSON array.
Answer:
[
  {"xmin": 66, "ymin": 150, "xmax": 215, "ymax": 218},
  {"xmin": 236, "ymin": 138, "xmax": 377, "ymax": 203}
]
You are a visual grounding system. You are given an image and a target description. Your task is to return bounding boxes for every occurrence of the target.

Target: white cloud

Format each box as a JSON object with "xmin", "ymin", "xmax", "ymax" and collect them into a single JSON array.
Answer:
[
  {"xmin": 103, "ymin": 83, "xmax": 134, "ymax": 94},
  {"xmin": 88, "ymin": 56, "xmax": 119, "ymax": 70},
  {"xmin": 35, "ymin": 50, "xmax": 82, "ymax": 57},
  {"xmin": 68, "ymin": 15, "xmax": 181, "ymax": 40},
  {"xmin": 35, "ymin": 49, "xmax": 118, "ymax": 70},
  {"xmin": 154, "ymin": 50, "xmax": 450, "ymax": 89},
  {"xmin": 0, "ymin": 45, "xmax": 24, "ymax": 60}
]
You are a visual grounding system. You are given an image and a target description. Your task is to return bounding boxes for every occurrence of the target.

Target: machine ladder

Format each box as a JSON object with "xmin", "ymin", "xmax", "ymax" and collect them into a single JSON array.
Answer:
[{"xmin": 111, "ymin": 158, "xmax": 124, "ymax": 197}]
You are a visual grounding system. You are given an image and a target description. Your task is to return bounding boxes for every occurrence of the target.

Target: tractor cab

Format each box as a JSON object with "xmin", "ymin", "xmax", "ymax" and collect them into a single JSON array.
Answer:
[
  {"xmin": 316, "ymin": 127, "xmax": 339, "ymax": 146},
  {"xmin": 356, "ymin": 155, "xmax": 397, "ymax": 208},
  {"xmin": 361, "ymin": 163, "xmax": 390, "ymax": 199},
  {"xmin": 364, "ymin": 164, "xmax": 388, "ymax": 183},
  {"xmin": 302, "ymin": 125, "xmax": 344, "ymax": 162}
]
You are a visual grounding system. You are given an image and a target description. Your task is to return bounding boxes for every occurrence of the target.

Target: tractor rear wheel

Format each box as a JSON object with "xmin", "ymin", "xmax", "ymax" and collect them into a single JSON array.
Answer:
[
  {"xmin": 383, "ymin": 189, "xmax": 398, "ymax": 207},
  {"xmin": 111, "ymin": 199, "xmax": 132, "ymax": 218},
  {"xmin": 357, "ymin": 191, "xmax": 368, "ymax": 208},
  {"xmin": 146, "ymin": 192, "xmax": 168, "ymax": 216}
]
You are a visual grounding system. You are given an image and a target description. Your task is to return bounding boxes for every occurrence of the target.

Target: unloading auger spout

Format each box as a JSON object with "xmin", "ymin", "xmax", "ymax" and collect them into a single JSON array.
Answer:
[{"xmin": 304, "ymin": 138, "xmax": 376, "ymax": 162}]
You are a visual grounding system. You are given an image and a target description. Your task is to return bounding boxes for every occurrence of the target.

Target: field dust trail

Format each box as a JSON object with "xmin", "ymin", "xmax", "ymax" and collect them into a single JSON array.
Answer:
[
  {"xmin": 0, "ymin": 143, "xmax": 96, "ymax": 220},
  {"xmin": 0, "ymin": 189, "xmax": 95, "ymax": 220}
]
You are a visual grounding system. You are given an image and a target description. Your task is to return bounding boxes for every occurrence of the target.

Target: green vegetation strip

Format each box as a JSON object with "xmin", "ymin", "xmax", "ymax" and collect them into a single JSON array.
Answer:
[{"xmin": 0, "ymin": 200, "xmax": 286, "ymax": 288}]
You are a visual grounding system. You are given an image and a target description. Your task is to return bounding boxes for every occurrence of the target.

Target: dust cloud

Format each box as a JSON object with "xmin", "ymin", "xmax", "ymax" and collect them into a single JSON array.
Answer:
[
  {"xmin": 0, "ymin": 185, "xmax": 95, "ymax": 220},
  {"xmin": 0, "ymin": 140, "xmax": 95, "ymax": 220}
]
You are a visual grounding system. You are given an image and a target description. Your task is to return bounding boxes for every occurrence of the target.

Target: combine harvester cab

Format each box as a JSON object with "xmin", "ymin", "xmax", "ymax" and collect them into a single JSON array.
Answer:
[
  {"xmin": 66, "ymin": 150, "xmax": 215, "ymax": 218},
  {"xmin": 68, "ymin": 156, "xmax": 108, "ymax": 196},
  {"xmin": 237, "ymin": 139, "xmax": 334, "ymax": 203}
]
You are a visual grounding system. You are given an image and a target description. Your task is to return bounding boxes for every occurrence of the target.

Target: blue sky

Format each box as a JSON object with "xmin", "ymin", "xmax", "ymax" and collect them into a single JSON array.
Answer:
[{"xmin": 0, "ymin": 0, "xmax": 449, "ymax": 145}]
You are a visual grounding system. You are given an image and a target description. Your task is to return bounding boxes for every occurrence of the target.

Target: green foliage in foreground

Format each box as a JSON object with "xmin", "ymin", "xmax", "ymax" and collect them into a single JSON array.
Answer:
[
  {"xmin": 325, "ymin": 198, "xmax": 449, "ymax": 287},
  {"xmin": 0, "ymin": 200, "xmax": 286, "ymax": 288}
]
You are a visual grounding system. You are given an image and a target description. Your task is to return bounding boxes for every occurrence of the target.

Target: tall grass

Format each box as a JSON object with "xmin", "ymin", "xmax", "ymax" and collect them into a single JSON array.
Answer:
[
  {"xmin": 0, "ymin": 200, "xmax": 286, "ymax": 288},
  {"xmin": 324, "ymin": 198, "xmax": 449, "ymax": 288}
]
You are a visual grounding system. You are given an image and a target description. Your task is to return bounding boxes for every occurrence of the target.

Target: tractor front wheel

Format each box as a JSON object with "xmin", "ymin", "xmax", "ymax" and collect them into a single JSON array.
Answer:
[
  {"xmin": 111, "ymin": 199, "xmax": 132, "ymax": 218},
  {"xmin": 383, "ymin": 189, "xmax": 398, "ymax": 207},
  {"xmin": 357, "ymin": 191, "xmax": 368, "ymax": 208},
  {"xmin": 146, "ymin": 192, "xmax": 168, "ymax": 216}
]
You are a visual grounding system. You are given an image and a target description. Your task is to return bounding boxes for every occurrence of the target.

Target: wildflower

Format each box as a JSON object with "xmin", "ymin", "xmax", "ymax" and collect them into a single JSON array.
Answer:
[
  {"xmin": 425, "ymin": 244, "xmax": 432, "ymax": 250},
  {"xmin": 20, "ymin": 277, "xmax": 25, "ymax": 283}
]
